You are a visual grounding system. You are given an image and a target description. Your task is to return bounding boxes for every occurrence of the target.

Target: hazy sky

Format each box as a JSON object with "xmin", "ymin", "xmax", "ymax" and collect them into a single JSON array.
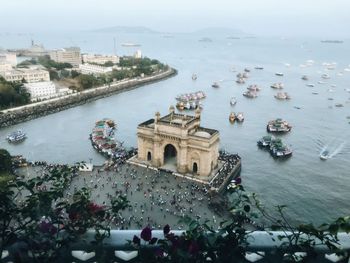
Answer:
[{"xmin": 1, "ymin": 0, "xmax": 349, "ymax": 37}]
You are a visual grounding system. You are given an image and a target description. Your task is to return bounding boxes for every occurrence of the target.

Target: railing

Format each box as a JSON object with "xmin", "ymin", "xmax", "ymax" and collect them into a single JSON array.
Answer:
[{"xmin": 2, "ymin": 230, "xmax": 350, "ymax": 262}]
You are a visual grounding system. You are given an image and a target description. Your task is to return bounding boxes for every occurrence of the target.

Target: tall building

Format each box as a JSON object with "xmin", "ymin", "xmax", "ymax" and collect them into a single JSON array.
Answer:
[
  {"xmin": 134, "ymin": 50, "xmax": 142, "ymax": 59},
  {"xmin": 0, "ymin": 52, "xmax": 17, "ymax": 66},
  {"xmin": 0, "ymin": 62, "xmax": 12, "ymax": 72},
  {"xmin": 49, "ymin": 47, "xmax": 81, "ymax": 66},
  {"xmin": 24, "ymin": 81, "xmax": 72, "ymax": 102},
  {"xmin": 0, "ymin": 68, "xmax": 50, "ymax": 83}
]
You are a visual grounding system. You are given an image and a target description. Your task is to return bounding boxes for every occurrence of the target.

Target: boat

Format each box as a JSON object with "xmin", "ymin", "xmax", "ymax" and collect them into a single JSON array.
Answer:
[
  {"xmin": 274, "ymin": 92, "xmax": 291, "ymax": 100},
  {"xmin": 6, "ymin": 130, "xmax": 26, "ymax": 143},
  {"xmin": 236, "ymin": 78, "xmax": 245, "ymax": 84},
  {"xmin": 175, "ymin": 91, "xmax": 206, "ymax": 102},
  {"xmin": 306, "ymin": 84, "xmax": 315, "ymax": 87},
  {"xmin": 312, "ymin": 92, "xmax": 319, "ymax": 95},
  {"xmin": 321, "ymin": 40, "xmax": 343, "ymax": 43},
  {"xmin": 247, "ymin": 84, "xmax": 261, "ymax": 92},
  {"xmin": 322, "ymin": 73, "xmax": 330, "ymax": 79},
  {"xmin": 121, "ymin": 42, "xmax": 141, "ymax": 47},
  {"xmin": 230, "ymin": 97, "xmax": 237, "ymax": 106},
  {"xmin": 335, "ymin": 103, "xmax": 344, "ymax": 107},
  {"xmin": 254, "ymin": 66, "xmax": 264, "ymax": 70},
  {"xmin": 244, "ymin": 68, "xmax": 250, "ymax": 73},
  {"xmin": 229, "ymin": 112, "xmax": 236, "ymax": 123},
  {"xmin": 267, "ymin": 119, "xmax": 292, "ymax": 133},
  {"xmin": 243, "ymin": 90, "xmax": 258, "ymax": 98},
  {"xmin": 199, "ymin": 37, "xmax": 213, "ymax": 42},
  {"xmin": 90, "ymin": 119, "xmax": 126, "ymax": 159},
  {"xmin": 212, "ymin": 82, "xmax": 220, "ymax": 88},
  {"xmin": 236, "ymin": 112, "xmax": 244, "ymax": 122},
  {"xmin": 226, "ymin": 178, "xmax": 241, "ymax": 191},
  {"xmin": 176, "ymin": 101, "xmax": 201, "ymax": 110},
  {"xmin": 270, "ymin": 83, "xmax": 284, "ymax": 89},
  {"xmin": 257, "ymin": 135, "xmax": 274, "ymax": 147},
  {"xmin": 269, "ymin": 138, "xmax": 293, "ymax": 158},
  {"xmin": 320, "ymin": 150, "xmax": 330, "ymax": 160},
  {"xmin": 192, "ymin": 74, "xmax": 197, "ymax": 80},
  {"xmin": 318, "ymin": 81, "xmax": 326, "ymax": 84},
  {"xmin": 301, "ymin": 75, "xmax": 309, "ymax": 81},
  {"xmin": 242, "ymin": 72, "xmax": 249, "ymax": 78},
  {"xmin": 275, "ymin": 72, "xmax": 284, "ymax": 76}
]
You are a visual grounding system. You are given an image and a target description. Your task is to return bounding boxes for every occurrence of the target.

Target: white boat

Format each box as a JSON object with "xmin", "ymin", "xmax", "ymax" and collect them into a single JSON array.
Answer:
[
  {"xmin": 192, "ymin": 74, "xmax": 197, "ymax": 80},
  {"xmin": 322, "ymin": 74, "xmax": 330, "ymax": 79},
  {"xmin": 236, "ymin": 112, "xmax": 244, "ymax": 122},
  {"xmin": 271, "ymin": 83, "xmax": 284, "ymax": 89},
  {"xmin": 275, "ymin": 72, "xmax": 284, "ymax": 76},
  {"xmin": 320, "ymin": 150, "xmax": 329, "ymax": 160},
  {"xmin": 230, "ymin": 97, "xmax": 237, "ymax": 106},
  {"xmin": 7, "ymin": 130, "xmax": 26, "ymax": 143},
  {"xmin": 121, "ymin": 42, "xmax": 141, "ymax": 47},
  {"xmin": 212, "ymin": 82, "xmax": 220, "ymax": 88}
]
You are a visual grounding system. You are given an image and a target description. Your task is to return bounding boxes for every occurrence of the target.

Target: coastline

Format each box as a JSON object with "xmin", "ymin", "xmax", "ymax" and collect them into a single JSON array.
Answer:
[{"xmin": 0, "ymin": 67, "xmax": 177, "ymax": 128}]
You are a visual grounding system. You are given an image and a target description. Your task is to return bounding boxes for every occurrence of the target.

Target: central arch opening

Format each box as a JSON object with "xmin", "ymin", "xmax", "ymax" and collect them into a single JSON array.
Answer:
[{"xmin": 163, "ymin": 144, "xmax": 177, "ymax": 167}]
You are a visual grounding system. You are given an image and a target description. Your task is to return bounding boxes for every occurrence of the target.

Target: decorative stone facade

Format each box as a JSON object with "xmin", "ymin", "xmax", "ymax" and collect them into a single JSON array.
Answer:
[{"xmin": 137, "ymin": 106, "xmax": 220, "ymax": 177}]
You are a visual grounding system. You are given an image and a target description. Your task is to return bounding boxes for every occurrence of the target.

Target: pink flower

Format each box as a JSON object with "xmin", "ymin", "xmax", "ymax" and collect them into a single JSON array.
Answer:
[{"xmin": 141, "ymin": 226, "xmax": 152, "ymax": 241}]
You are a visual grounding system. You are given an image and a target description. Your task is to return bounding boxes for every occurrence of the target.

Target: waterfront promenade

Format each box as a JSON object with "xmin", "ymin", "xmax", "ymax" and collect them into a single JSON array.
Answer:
[{"xmin": 0, "ymin": 67, "xmax": 177, "ymax": 127}]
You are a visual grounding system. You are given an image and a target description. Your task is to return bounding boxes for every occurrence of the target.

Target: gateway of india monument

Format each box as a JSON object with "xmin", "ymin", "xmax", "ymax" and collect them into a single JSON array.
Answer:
[{"xmin": 136, "ymin": 106, "xmax": 220, "ymax": 178}]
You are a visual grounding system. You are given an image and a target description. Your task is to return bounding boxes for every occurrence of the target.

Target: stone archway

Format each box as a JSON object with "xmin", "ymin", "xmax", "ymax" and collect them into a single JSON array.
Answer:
[
  {"xmin": 163, "ymin": 144, "xmax": 177, "ymax": 166},
  {"xmin": 147, "ymin": 151, "xmax": 152, "ymax": 161}
]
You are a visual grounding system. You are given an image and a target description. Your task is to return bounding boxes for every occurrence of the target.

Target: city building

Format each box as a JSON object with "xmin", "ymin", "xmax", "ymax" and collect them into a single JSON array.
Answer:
[
  {"xmin": 82, "ymin": 54, "xmax": 119, "ymax": 65},
  {"xmin": 0, "ymin": 62, "xmax": 13, "ymax": 72},
  {"xmin": 79, "ymin": 63, "xmax": 114, "ymax": 75},
  {"xmin": 137, "ymin": 106, "xmax": 220, "ymax": 177},
  {"xmin": 49, "ymin": 47, "xmax": 81, "ymax": 66},
  {"xmin": 134, "ymin": 50, "xmax": 142, "ymax": 59},
  {"xmin": 24, "ymin": 81, "xmax": 72, "ymax": 101},
  {"xmin": 0, "ymin": 52, "xmax": 17, "ymax": 66},
  {"xmin": 0, "ymin": 68, "xmax": 50, "ymax": 83}
]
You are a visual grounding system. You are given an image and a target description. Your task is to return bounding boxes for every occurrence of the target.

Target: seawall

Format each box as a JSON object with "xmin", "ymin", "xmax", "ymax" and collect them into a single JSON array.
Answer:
[{"xmin": 0, "ymin": 68, "xmax": 177, "ymax": 128}]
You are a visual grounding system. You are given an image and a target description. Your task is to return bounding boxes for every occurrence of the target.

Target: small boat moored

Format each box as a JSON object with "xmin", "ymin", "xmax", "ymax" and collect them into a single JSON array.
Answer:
[
  {"xmin": 229, "ymin": 112, "xmax": 236, "ymax": 123},
  {"xmin": 6, "ymin": 130, "xmax": 27, "ymax": 143},
  {"xmin": 275, "ymin": 72, "xmax": 284, "ymax": 76},
  {"xmin": 230, "ymin": 97, "xmax": 237, "ymax": 106},
  {"xmin": 212, "ymin": 82, "xmax": 220, "ymax": 88}
]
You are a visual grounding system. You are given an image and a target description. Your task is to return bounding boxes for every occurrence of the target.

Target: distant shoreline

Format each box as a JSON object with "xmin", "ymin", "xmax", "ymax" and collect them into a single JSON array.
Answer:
[{"xmin": 0, "ymin": 68, "xmax": 177, "ymax": 128}]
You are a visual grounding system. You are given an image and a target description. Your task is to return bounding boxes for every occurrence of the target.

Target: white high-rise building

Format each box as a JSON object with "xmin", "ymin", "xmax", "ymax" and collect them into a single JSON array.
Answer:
[
  {"xmin": 134, "ymin": 50, "xmax": 142, "ymax": 59},
  {"xmin": 0, "ymin": 52, "xmax": 17, "ymax": 66},
  {"xmin": 49, "ymin": 47, "xmax": 81, "ymax": 66}
]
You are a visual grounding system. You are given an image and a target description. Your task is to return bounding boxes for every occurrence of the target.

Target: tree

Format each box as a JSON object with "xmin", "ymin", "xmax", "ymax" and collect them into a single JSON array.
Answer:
[
  {"xmin": 71, "ymin": 70, "xmax": 81, "ymax": 78},
  {"xmin": 0, "ymin": 149, "xmax": 11, "ymax": 173},
  {"xmin": 104, "ymin": 61, "xmax": 114, "ymax": 67},
  {"xmin": 77, "ymin": 74, "xmax": 96, "ymax": 90}
]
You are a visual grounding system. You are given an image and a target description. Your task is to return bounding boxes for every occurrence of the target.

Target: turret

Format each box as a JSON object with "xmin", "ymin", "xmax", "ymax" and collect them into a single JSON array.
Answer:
[{"xmin": 169, "ymin": 105, "xmax": 175, "ymax": 115}]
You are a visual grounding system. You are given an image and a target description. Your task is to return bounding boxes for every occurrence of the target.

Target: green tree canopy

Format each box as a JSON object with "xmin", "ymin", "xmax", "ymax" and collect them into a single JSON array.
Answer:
[{"xmin": 0, "ymin": 149, "xmax": 12, "ymax": 173}]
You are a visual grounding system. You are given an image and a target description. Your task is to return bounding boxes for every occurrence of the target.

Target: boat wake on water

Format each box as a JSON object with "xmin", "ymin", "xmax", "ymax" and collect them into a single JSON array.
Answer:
[{"xmin": 317, "ymin": 138, "xmax": 348, "ymax": 160}]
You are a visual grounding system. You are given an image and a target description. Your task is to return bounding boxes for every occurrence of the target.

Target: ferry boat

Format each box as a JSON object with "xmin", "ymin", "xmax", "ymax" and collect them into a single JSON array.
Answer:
[
  {"xmin": 212, "ymin": 82, "xmax": 220, "ymax": 88},
  {"xmin": 269, "ymin": 139, "xmax": 293, "ymax": 158},
  {"xmin": 257, "ymin": 135, "xmax": 274, "ymax": 147},
  {"xmin": 247, "ymin": 84, "xmax": 261, "ymax": 92},
  {"xmin": 175, "ymin": 91, "xmax": 206, "ymax": 102},
  {"xmin": 7, "ymin": 130, "xmax": 26, "ymax": 143},
  {"xmin": 243, "ymin": 90, "xmax": 258, "ymax": 98},
  {"xmin": 236, "ymin": 112, "xmax": 244, "ymax": 122},
  {"xmin": 90, "ymin": 119, "xmax": 125, "ymax": 158},
  {"xmin": 274, "ymin": 92, "xmax": 291, "ymax": 100},
  {"xmin": 270, "ymin": 83, "xmax": 284, "ymax": 89},
  {"xmin": 229, "ymin": 112, "xmax": 236, "ymax": 123},
  {"xmin": 320, "ymin": 150, "xmax": 330, "ymax": 160},
  {"xmin": 267, "ymin": 119, "xmax": 292, "ymax": 133},
  {"xmin": 230, "ymin": 97, "xmax": 237, "ymax": 106},
  {"xmin": 236, "ymin": 78, "xmax": 245, "ymax": 84}
]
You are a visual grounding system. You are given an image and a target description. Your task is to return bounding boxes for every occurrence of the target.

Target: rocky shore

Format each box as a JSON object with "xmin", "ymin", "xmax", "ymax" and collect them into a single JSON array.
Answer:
[{"xmin": 0, "ymin": 68, "xmax": 177, "ymax": 128}]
